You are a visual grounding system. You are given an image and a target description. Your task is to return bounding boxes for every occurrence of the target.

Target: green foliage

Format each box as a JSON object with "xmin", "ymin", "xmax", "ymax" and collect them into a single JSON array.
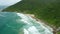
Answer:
[
  {"xmin": 3, "ymin": 0, "xmax": 60, "ymax": 28},
  {"xmin": 57, "ymin": 32, "xmax": 60, "ymax": 34}
]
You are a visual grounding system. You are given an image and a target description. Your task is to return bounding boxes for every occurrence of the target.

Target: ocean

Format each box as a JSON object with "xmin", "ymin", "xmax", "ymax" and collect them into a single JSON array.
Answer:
[{"xmin": 0, "ymin": 6, "xmax": 7, "ymax": 11}]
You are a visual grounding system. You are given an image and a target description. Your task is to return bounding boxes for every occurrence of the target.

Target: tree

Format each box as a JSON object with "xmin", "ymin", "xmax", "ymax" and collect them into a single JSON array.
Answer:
[{"xmin": 3, "ymin": 0, "xmax": 60, "ymax": 34}]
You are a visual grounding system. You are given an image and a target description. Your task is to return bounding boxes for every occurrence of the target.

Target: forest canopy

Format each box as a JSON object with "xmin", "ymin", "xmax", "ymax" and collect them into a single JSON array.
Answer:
[{"xmin": 3, "ymin": 0, "xmax": 60, "ymax": 33}]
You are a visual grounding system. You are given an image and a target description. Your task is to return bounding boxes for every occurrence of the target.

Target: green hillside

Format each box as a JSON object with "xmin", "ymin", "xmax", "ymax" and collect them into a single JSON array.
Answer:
[
  {"xmin": 3, "ymin": 0, "xmax": 60, "ymax": 34},
  {"xmin": 3, "ymin": 0, "xmax": 58, "ymax": 12}
]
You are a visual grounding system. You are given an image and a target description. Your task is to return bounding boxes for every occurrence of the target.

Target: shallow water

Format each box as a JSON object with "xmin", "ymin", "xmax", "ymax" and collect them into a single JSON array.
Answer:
[{"xmin": 0, "ymin": 12, "xmax": 53, "ymax": 34}]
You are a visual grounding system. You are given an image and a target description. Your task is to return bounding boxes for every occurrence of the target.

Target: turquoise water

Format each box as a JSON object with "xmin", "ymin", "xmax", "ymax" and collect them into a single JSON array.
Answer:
[{"xmin": 0, "ymin": 12, "xmax": 53, "ymax": 34}]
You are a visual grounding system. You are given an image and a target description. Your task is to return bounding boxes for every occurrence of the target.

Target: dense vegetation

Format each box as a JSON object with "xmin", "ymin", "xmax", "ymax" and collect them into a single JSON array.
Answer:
[{"xmin": 3, "ymin": 0, "xmax": 60, "ymax": 34}]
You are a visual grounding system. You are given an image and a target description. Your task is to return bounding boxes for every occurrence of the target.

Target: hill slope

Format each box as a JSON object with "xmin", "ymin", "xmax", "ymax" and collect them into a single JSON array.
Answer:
[
  {"xmin": 3, "ymin": 0, "xmax": 58, "ymax": 12},
  {"xmin": 3, "ymin": 0, "xmax": 60, "ymax": 29},
  {"xmin": 3, "ymin": 0, "xmax": 60, "ymax": 34}
]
